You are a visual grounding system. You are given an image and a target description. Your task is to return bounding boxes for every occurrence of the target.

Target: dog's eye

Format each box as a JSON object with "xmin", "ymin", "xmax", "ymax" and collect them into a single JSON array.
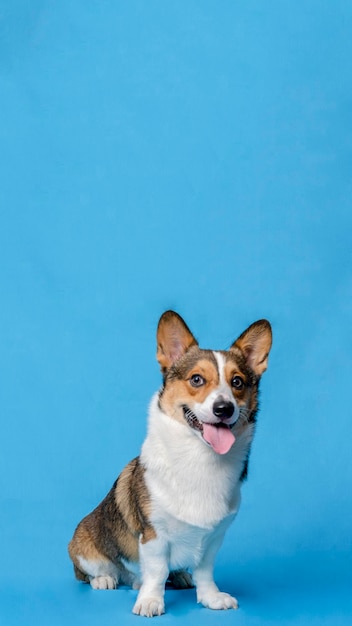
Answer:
[
  {"xmin": 190, "ymin": 374, "xmax": 205, "ymax": 387},
  {"xmin": 231, "ymin": 376, "xmax": 244, "ymax": 390}
]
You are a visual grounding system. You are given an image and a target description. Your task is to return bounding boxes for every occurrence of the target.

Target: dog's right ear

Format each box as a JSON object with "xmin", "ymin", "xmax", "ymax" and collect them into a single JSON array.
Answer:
[{"xmin": 156, "ymin": 311, "xmax": 198, "ymax": 374}]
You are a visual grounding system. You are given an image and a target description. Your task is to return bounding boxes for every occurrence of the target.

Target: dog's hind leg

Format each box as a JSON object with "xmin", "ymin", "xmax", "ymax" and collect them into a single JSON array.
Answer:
[
  {"xmin": 68, "ymin": 523, "xmax": 118, "ymax": 590},
  {"xmin": 168, "ymin": 570, "xmax": 194, "ymax": 589},
  {"xmin": 73, "ymin": 563, "xmax": 90, "ymax": 584},
  {"xmin": 77, "ymin": 556, "xmax": 119, "ymax": 590}
]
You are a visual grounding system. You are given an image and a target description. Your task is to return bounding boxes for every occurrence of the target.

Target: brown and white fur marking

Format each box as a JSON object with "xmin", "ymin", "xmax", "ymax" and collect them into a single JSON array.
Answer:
[{"xmin": 68, "ymin": 310, "xmax": 272, "ymax": 617}]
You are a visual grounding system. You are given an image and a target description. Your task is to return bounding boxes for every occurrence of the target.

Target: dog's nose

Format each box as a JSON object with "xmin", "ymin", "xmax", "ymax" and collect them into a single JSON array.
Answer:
[{"xmin": 212, "ymin": 399, "xmax": 234, "ymax": 419}]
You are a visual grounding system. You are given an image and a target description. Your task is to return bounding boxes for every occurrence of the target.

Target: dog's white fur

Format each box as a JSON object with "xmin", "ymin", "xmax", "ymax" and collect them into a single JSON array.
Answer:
[{"xmin": 132, "ymin": 383, "xmax": 254, "ymax": 615}]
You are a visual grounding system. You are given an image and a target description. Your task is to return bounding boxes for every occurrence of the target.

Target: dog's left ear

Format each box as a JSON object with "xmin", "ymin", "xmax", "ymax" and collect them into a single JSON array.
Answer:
[
  {"xmin": 157, "ymin": 310, "xmax": 198, "ymax": 374},
  {"xmin": 231, "ymin": 319, "xmax": 272, "ymax": 376}
]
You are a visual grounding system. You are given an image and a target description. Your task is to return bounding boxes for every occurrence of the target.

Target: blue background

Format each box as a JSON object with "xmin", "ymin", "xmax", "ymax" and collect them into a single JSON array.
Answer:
[{"xmin": 1, "ymin": 1, "xmax": 351, "ymax": 624}]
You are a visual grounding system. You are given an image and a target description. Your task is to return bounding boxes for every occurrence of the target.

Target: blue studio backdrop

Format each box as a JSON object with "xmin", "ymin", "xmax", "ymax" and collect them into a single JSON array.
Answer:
[{"xmin": 1, "ymin": 1, "xmax": 351, "ymax": 625}]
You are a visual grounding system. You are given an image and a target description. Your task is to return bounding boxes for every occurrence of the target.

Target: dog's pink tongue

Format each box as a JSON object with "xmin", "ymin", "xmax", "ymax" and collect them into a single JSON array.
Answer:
[{"xmin": 202, "ymin": 423, "xmax": 235, "ymax": 455}]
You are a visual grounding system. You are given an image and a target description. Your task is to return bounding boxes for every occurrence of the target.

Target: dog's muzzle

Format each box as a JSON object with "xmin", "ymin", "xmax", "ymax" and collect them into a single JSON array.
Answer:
[{"xmin": 212, "ymin": 399, "xmax": 234, "ymax": 420}]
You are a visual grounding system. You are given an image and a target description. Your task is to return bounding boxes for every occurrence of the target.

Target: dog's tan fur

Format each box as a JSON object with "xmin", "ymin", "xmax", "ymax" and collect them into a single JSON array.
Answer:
[{"xmin": 68, "ymin": 457, "xmax": 155, "ymax": 584}]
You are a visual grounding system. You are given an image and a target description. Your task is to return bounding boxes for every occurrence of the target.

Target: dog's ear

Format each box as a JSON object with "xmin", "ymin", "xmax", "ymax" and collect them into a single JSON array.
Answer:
[
  {"xmin": 231, "ymin": 319, "xmax": 272, "ymax": 376},
  {"xmin": 157, "ymin": 311, "xmax": 198, "ymax": 373}
]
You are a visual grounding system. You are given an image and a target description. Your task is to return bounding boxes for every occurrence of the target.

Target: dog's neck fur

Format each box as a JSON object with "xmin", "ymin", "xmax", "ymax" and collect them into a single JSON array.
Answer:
[{"xmin": 140, "ymin": 392, "xmax": 254, "ymax": 529}]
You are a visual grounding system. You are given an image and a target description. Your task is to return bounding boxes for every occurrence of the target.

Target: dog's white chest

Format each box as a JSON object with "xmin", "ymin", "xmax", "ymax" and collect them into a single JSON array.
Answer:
[
  {"xmin": 141, "ymin": 394, "xmax": 251, "ymax": 529},
  {"xmin": 151, "ymin": 509, "xmax": 235, "ymax": 571},
  {"xmin": 144, "ymin": 457, "xmax": 241, "ymax": 529}
]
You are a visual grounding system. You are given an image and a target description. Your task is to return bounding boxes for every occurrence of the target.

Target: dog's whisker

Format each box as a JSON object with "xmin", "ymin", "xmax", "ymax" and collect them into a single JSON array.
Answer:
[{"xmin": 238, "ymin": 407, "xmax": 253, "ymax": 424}]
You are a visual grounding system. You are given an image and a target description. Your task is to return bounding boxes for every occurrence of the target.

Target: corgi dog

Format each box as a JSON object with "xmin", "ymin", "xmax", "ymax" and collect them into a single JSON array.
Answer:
[{"xmin": 68, "ymin": 310, "xmax": 272, "ymax": 617}]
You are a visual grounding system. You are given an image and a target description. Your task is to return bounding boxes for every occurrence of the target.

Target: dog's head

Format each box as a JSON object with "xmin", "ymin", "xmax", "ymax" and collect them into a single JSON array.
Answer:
[{"xmin": 156, "ymin": 311, "xmax": 272, "ymax": 455}]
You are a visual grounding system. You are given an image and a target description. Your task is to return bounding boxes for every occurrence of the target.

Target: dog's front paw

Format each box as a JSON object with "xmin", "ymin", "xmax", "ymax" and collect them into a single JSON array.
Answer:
[
  {"xmin": 199, "ymin": 591, "xmax": 238, "ymax": 610},
  {"xmin": 132, "ymin": 596, "xmax": 165, "ymax": 617}
]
